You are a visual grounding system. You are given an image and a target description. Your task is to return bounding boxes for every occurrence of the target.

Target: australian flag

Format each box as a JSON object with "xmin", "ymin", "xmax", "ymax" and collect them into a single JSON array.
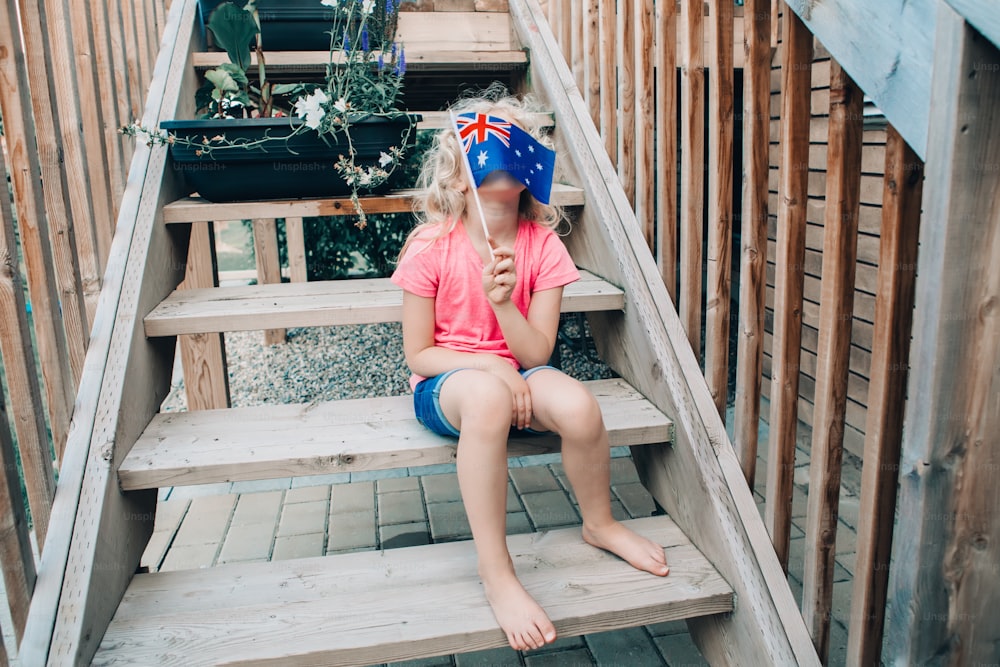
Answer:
[{"xmin": 454, "ymin": 112, "xmax": 557, "ymax": 204}]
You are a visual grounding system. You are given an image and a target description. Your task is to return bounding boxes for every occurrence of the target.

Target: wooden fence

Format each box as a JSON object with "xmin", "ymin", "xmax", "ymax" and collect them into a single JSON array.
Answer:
[
  {"xmin": 0, "ymin": 0, "xmax": 169, "ymax": 653},
  {"xmin": 547, "ymin": 0, "xmax": 934, "ymax": 664}
]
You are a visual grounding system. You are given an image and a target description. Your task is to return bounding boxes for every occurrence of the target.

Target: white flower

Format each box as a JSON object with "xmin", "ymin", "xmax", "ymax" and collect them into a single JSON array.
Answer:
[
  {"xmin": 333, "ymin": 97, "xmax": 349, "ymax": 114},
  {"xmin": 378, "ymin": 151, "xmax": 393, "ymax": 167},
  {"xmin": 361, "ymin": 0, "xmax": 375, "ymax": 14},
  {"xmin": 320, "ymin": 0, "xmax": 338, "ymax": 7},
  {"xmin": 293, "ymin": 89, "xmax": 329, "ymax": 130}
]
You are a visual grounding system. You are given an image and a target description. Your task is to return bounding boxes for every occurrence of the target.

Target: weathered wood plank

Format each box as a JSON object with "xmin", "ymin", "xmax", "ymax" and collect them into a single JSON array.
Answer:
[
  {"xmin": 883, "ymin": 8, "xmax": 1000, "ymax": 665},
  {"xmin": 17, "ymin": 0, "xmax": 185, "ymax": 656},
  {"xmin": 118, "ymin": 379, "xmax": 671, "ymax": 489},
  {"xmin": 634, "ymin": 0, "xmax": 655, "ymax": 248},
  {"xmin": 582, "ymin": 0, "xmax": 600, "ymax": 126},
  {"xmin": 801, "ymin": 61, "xmax": 863, "ymax": 661},
  {"xmin": 42, "ymin": 0, "xmax": 104, "ymax": 328},
  {"xmin": 43, "ymin": 1, "xmax": 197, "ymax": 663},
  {"xmin": 0, "ymin": 143, "xmax": 39, "ymax": 642},
  {"xmin": 0, "ymin": 0, "xmax": 76, "ymax": 469},
  {"xmin": 679, "ymin": 0, "xmax": 705, "ymax": 358},
  {"xmin": 846, "ymin": 125, "xmax": 923, "ymax": 667},
  {"xmin": 704, "ymin": 0, "xmax": 734, "ymax": 419},
  {"xmin": 947, "ymin": 0, "xmax": 1000, "ymax": 48},
  {"xmin": 143, "ymin": 270, "xmax": 623, "ymax": 336},
  {"xmin": 0, "ymin": 84, "xmax": 55, "ymax": 542},
  {"xmin": 285, "ymin": 217, "xmax": 308, "ymax": 283},
  {"xmin": 765, "ymin": 9, "xmax": 812, "ymax": 572},
  {"xmin": 178, "ymin": 221, "xmax": 231, "ymax": 410},
  {"xmin": 161, "ymin": 183, "xmax": 584, "ymax": 223},
  {"xmin": 598, "ymin": 0, "xmax": 617, "ymax": 163},
  {"xmin": 67, "ymin": 0, "xmax": 116, "ymax": 276},
  {"xmin": 251, "ymin": 218, "xmax": 286, "ymax": 345},
  {"xmin": 510, "ymin": 1, "xmax": 820, "ymax": 663},
  {"xmin": 616, "ymin": 0, "xmax": 636, "ymax": 205},
  {"xmin": 734, "ymin": 0, "xmax": 771, "ymax": 487},
  {"xmin": 88, "ymin": 0, "xmax": 128, "ymax": 213},
  {"xmin": 782, "ymin": 0, "xmax": 935, "ymax": 158},
  {"xmin": 95, "ymin": 516, "xmax": 731, "ymax": 666},
  {"xmin": 655, "ymin": 0, "xmax": 677, "ymax": 298},
  {"xmin": 765, "ymin": 7, "xmax": 813, "ymax": 568}
]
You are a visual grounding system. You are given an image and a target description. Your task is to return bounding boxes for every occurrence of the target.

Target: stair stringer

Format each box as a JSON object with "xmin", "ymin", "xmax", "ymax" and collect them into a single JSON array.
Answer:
[
  {"xmin": 38, "ymin": 0, "xmax": 202, "ymax": 664},
  {"xmin": 509, "ymin": 1, "xmax": 820, "ymax": 664}
]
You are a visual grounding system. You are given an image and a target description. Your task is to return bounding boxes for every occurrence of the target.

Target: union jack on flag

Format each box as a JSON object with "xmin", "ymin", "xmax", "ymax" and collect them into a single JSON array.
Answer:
[
  {"xmin": 455, "ymin": 113, "xmax": 512, "ymax": 152},
  {"xmin": 451, "ymin": 111, "xmax": 557, "ymax": 204}
]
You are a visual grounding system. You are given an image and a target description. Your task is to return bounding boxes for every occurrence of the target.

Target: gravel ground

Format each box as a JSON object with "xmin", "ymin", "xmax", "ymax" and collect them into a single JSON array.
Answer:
[{"xmin": 162, "ymin": 315, "xmax": 615, "ymax": 411}]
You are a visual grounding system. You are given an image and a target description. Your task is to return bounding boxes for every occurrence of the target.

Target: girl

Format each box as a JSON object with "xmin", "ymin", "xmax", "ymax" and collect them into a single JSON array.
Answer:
[{"xmin": 391, "ymin": 92, "xmax": 669, "ymax": 652}]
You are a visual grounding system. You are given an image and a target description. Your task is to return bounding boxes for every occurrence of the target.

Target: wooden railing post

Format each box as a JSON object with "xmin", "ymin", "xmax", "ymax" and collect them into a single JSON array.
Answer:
[
  {"xmin": 0, "ymin": 0, "xmax": 77, "ymax": 462},
  {"xmin": 616, "ymin": 0, "xmax": 636, "ymax": 205},
  {"xmin": 654, "ymin": 0, "xmax": 677, "ymax": 299},
  {"xmin": 704, "ymin": 0, "xmax": 735, "ymax": 419},
  {"xmin": 764, "ymin": 5, "xmax": 812, "ymax": 572},
  {"xmin": 801, "ymin": 60, "xmax": 864, "ymax": 661},
  {"xmin": 883, "ymin": 8, "xmax": 1000, "ymax": 664},
  {"xmin": 733, "ymin": 0, "xmax": 771, "ymax": 487},
  {"xmin": 679, "ymin": 0, "xmax": 705, "ymax": 358},
  {"xmin": 846, "ymin": 125, "xmax": 923, "ymax": 667},
  {"xmin": 634, "ymin": 0, "xmax": 655, "ymax": 249}
]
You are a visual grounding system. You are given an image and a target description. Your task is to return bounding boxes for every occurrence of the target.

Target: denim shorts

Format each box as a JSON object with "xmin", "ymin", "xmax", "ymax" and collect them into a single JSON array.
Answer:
[{"xmin": 412, "ymin": 365, "xmax": 558, "ymax": 438}]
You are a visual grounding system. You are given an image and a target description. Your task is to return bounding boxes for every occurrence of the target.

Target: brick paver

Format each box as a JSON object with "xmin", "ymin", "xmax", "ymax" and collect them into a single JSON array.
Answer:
[
  {"xmin": 378, "ymin": 489, "xmax": 426, "ymax": 526},
  {"xmin": 273, "ymin": 532, "xmax": 325, "ymax": 560},
  {"xmin": 277, "ymin": 500, "xmax": 328, "ymax": 537},
  {"xmin": 427, "ymin": 501, "xmax": 472, "ymax": 541},
  {"xmin": 521, "ymin": 490, "xmax": 579, "ymax": 529},
  {"xmin": 586, "ymin": 627, "xmax": 663, "ymax": 666},
  {"xmin": 510, "ymin": 466, "xmax": 562, "ymax": 494}
]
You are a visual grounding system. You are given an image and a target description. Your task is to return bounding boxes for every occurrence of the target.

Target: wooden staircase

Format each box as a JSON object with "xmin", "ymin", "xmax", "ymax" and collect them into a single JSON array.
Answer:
[{"xmin": 38, "ymin": 1, "xmax": 819, "ymax": 665}]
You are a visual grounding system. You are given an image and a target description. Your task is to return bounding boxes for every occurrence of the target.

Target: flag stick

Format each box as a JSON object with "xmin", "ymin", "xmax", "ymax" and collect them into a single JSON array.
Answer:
[{"xmin": 450, "ymin": 110, "xmax": 495, "ymax": 259}]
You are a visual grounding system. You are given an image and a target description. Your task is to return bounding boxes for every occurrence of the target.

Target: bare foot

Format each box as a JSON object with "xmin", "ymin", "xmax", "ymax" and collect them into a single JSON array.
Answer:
[
  {"xmin": 582, "ymin": 521, "xmax": 670, "ymax": 576},
  {"xmin": 480, "ymin": 567, "xmax": 557, "ymax": 651}
]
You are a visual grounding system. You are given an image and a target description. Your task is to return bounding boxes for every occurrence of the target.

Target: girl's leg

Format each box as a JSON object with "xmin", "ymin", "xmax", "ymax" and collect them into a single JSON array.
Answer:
[
  {"xmin": 437, "ymin": 369, "xmax": 557, "ymax": 651},
  {"xmin": 526, "ymin": 369, "xmax": 670, "ymax": 577}
]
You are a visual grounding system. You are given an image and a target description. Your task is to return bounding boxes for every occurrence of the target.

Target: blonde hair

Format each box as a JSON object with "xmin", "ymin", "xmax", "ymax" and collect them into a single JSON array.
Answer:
[{"xmin": 399, "ymin": 87, "xmax": 565, "ymax": 258}]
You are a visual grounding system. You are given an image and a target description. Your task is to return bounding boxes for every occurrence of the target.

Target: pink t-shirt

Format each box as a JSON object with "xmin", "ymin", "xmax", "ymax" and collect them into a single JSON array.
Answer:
[{"xmin": 391, "ymin": 219, "xmax": 580, "ymax": 388}]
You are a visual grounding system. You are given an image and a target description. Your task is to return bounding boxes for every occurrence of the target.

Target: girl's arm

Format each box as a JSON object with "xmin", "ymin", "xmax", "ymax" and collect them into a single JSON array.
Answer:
[
  {"xmin": 483, "ymin": 244, "xmax": 562, "ymax": 369},
  {"xmin": 489, "ymin": 287, "xmax": 562, "ymax": 369},
  {"xmin": 401, "ymin": 290, "xmax": 513, "ymax": 378}
]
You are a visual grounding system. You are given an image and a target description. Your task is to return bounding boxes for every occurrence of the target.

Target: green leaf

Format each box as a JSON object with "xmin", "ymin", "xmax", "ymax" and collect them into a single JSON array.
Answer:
[
  {"xmin": 207, "ymin": 2, "xmax": 258, "ymax": 72},
  {"xmin": 205, "ymin": 67, "xmax": 240, "ymax": 94}
]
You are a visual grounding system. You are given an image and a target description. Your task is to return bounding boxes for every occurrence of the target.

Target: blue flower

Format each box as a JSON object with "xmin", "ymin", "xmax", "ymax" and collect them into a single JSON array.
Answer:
[
  {"xmin": 362, "ymin": 27, "xmax": 369, "ymax": 52},
  {"xmin": 342, "ymin": 29, "xmax": 350, "ymax": 51}
]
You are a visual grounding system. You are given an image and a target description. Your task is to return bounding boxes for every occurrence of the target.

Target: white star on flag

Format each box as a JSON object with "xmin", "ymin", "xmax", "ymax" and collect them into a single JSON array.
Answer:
[
  {"xmin": 515, "ymin": 149, "xmax": 522, "ymax": 157},
  {"xmin": 528, "ymin": 145, "xmax": 535, "ymax": 152},
  {"xmin": 477, "ymin": 150, "xmax": 489, "ymax": 167},
  {"xmin": 536, "ymin": 163, "xmax": 543, "ymax": 171}
]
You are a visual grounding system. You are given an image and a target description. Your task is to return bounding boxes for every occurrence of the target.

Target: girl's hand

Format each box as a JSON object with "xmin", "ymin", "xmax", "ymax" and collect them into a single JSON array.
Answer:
[
  {"xmin": 482, "ymin": 240, "xmax": 516, "ymax": 305},
  {"xmin": 485, "ymin": 359, "xmax": 532, "ymax": 429}
]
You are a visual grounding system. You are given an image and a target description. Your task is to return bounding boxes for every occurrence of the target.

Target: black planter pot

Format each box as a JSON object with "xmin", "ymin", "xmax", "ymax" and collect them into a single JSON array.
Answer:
[
  {"xmin": 199, "ymin": 0, "xmax": 337, "ymax": 51},
  {"xmin": 160, "ymin": 115, "xmax": 420, "ymax": 202}
]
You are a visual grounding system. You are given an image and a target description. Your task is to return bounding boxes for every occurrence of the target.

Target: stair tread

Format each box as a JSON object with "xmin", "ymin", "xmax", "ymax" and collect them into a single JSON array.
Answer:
[
  {"xmin": 192, "ymin": 49, "xmax": 528, "ymax": 70},
  {"xmin": 117, "ymin": 378, "xmax": 672, "ymax": 490},
  {"xmin": 95, "ymin": 516, "xmax": 733, "ymax": 666},
  {"xmin": 161, "ymin": 181, "xmax": 582, "ymax": 223},
  {"xmin": 144, "ymin": 269, "xmax": 621, "ymax": 336}
]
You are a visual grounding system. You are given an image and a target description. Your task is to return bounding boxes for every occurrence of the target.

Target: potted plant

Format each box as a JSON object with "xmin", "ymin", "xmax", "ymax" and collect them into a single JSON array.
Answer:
[{"xmin": 125, "ymin": 0, "xmax": 419, "ymax": 226}]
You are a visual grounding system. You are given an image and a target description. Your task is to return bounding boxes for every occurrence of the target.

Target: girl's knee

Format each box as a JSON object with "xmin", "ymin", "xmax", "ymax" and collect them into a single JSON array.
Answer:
[{"xmin": 444, "ymin": 370, "xmax": 511, "ymax": 430}]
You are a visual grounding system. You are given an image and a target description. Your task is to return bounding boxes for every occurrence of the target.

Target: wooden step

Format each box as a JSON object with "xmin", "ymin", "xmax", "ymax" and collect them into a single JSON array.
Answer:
[
  {"xmin": 193, "ymin": 11, "xmax": 525, "ymax": 74},
  {"xmin": 161, "ymin": 182, "xmax": 584, "ymax": 223},
  {"xmin": 144, "ymin": 269, "xmax": 620, "ymax": 337},
  {"xmin": 94, "ymin": 515, "xmax": 733, "ymax": 666},
  {"xmin": 118, "ymin": 378, "xmax": 672, "ymax": 490}
]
